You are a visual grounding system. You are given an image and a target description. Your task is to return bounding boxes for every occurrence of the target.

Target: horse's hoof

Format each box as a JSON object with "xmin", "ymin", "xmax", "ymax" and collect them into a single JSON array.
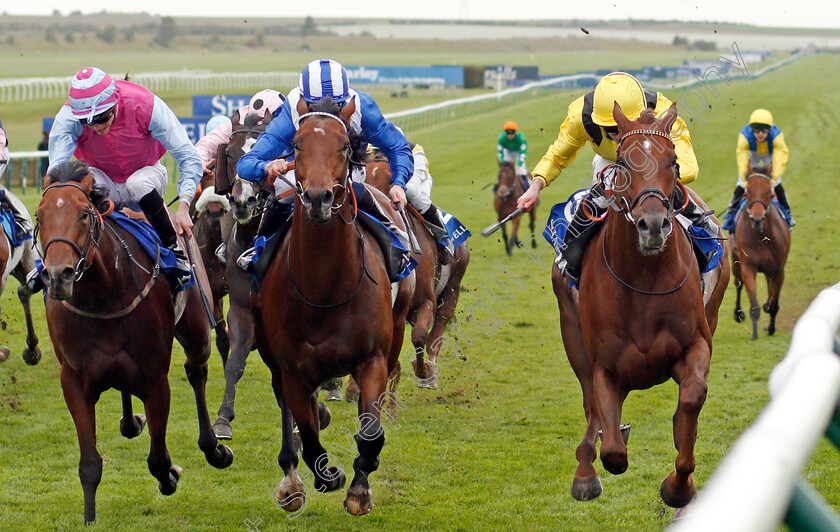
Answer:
[
  {"xmin": 660, "ymin": 474, "xmax": 695, "ymax": 508},
  {"xmin": 318, "ymin": 403, "xmax": 332, "ymax": 431},
  {"xmin": 314, "ymin": 466, "xmax": 346, "ymax": 493},
  {"xmin": 213, "ymin": 417, "xmax": 233, "ymax": 440},
  {"xmin": 344, "ymin": 485, "xmax": 373, "ymax": 516},
  {"xmin": 209, "ymin": 443, "xmax": 234, "ymax": 469},
  {"xmin": 325, "ymin": 389, "xmax": 343, "ymax": 401},
  {"xmin": 768, "ymin": 324, "xmax": 776, "ymax": 336},
  {"xmin": 22, "ymin": 346, "xmax": 41, "ymax": 366},
  {"xmin": 571, "ymin": 475, "xmax": 603, "ymax": 501},
  {"xmin": 620, "ymin": 423, "xmax": 631, "ymax": 444},
  {"xmin": 0, "ymin": 347, "xmax": 9, "ymax": 362},
  {"xmin": 159, "ymin": 464, "xmax": 182, "ymax": 496},
  {"xmin": 275, "ymin": 470, "xmax": 306, "ymax": 512},
  {"xmin": 734, "ymin": 309, "xmax": 745, "ymax": 323},
  {"xmin": 119, "ymin": 414, "xmax": 146, "ymax": 439}
]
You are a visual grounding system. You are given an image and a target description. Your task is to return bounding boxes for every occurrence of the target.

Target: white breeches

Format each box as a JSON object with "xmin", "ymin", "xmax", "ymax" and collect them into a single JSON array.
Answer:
[{"xmin": 90, "ymin": 162, "xmax": 168, "ymax": 211}]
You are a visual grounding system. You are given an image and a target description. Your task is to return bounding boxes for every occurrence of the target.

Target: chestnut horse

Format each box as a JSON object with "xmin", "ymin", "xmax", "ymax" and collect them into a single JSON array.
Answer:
[
  {"xmin": 35, "ymin": 162, "xmax": 233, "ymax": 524},
  {"xmin": 553, "ymin": 103, "xmax": 729, "ymax": 508},
  {"xmin": 494, "ymin": 161, "xmax": 536, "ymax": 255},
  {"xmin": 731, "ymin": 171, "xmax": 791, "ymax": 340},
  {"xmin": 211, "ymin": 109, "xmax": 274, "ymax": 440},
  {"xmin": 0, "ymin": 186, "xmax": 41, "ymax": 364},
  {"xmin": 365, "ymin": 150, "xmax": 470, "ymax": 389},
  {"xmin": 253, "ymin": 98, "xmax": 413, "ymax": 516}
]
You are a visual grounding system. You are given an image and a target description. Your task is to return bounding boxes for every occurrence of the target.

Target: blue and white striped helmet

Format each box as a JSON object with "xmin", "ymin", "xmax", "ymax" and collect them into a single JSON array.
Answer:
[{"xmin": 299, "ymin": 59, "xmax": 350, "ymax": 104}]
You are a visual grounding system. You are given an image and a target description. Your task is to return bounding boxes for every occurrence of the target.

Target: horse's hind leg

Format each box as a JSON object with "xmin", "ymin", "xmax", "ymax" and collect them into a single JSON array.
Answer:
[
  {"xmin": 732, "ymin": 253, "xmax": 745, "ymax": 323},
  {"xmin": 142, "ymin": 376, "xmax": 181, "ymax": 497},
  {"xmin": 119, "ymin": 390, "xmax": 146, "ymax": 439},
  {"xmin": 214, "ymin": 298, "xmax": 229, "ymax": 367},
  {"xmin": 661, "ymin": 341, "xmax": 709, "ymax": 508},
  {"xmin": 508, "ymin": 216, "xmax": 522, "ymax": 255},
  {"xmin": 764, "ymin": 272, "xmax": 784, "ymax": 336},
  {"xmin": 60, "ymin": 364, "xmax": 102, "ymax": 524},
  {"xmin": 740, "ymin": 265, "xmax": 761, "ymax": 341},
  {"xmin": 17, "ymin": 285, "xmax": 41, "ymax": 365},
  {"xmin": 500, "ymin": 223, "xmax": 510, "ymax": 256},
  {"xmin": 529, "ymin": 210, "xmax": 538, "ymax": 248},
  {"xmin": 410, "ymin": 299, "xmax": 437, "ymax": 388},
  {"xmin": 213, "ymin": 306, "xmax": 255, "ymax": 440},
  {"xmin": 345, "ymin": 357, "xmax": 389, "ymax": 516}
]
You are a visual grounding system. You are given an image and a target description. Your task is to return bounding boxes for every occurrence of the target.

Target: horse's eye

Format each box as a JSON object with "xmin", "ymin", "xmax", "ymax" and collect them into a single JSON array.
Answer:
[
  {"xmin": 80, "ymin": 211, "xmax": 89, "ymax": 221},
  {"xmin": 292, "ymin": 141, "xmax": 299, "ymax": 151}
]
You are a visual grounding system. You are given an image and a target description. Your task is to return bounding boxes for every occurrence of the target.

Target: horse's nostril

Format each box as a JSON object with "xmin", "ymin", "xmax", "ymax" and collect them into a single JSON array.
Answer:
[
  {"xmin": 636, "ymin": 219, "xmax": 649, "ymax": 232},
  {"xmin": 40, "ymin": 270, "xmax": 51, "ymax": 282},
  {"xmin": 246, "ymin": 198, "xmax": 256, "ymax": 207},
  {"xmin": 61, "ymin": 267, "xmax": 76, "ymax": 282},
  {"xmin": 323, "ymin": 190, "xmax": 334, "ymax": 205}
]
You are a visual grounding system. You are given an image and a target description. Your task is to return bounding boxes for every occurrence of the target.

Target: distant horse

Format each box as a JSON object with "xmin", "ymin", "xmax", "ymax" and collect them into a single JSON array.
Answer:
[
  {"xmin": 35, "ymin": 162, "xmax": 233, "ymax": 524},
  {"xmin": 253, "ymin": 97, "xmax": 414, "ymax": 516},
  {"xmin": 365, "ymin": 149, "xmax": 470, "ymax": 389},
  {"xmin": 731, "ymin": 171, "xmax": 791, "ymax": 340},
  {"xmin": 0, "ymin": 185, "xmax": 41, "ymax": 365},
  {"xmin": 553, "ymin": 103, "xmax": 729, "ymax": 508},
  {"xmin": 494, "ymin": 161, "xmax": 536, "ymax": 255},
  {"xmin": 210, "ymin": 109, "xmax": 274, "ymax": 440}
]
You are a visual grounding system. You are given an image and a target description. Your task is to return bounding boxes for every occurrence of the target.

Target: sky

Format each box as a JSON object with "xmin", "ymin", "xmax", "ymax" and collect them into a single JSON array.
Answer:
[{"xmin": 2, "ymin": 0, "xmax": 838, "ymax": 29}]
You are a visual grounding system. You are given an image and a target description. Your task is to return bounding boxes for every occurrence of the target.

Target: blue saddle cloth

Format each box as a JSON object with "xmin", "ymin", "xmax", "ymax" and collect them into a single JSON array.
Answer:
[
  {"xmin": 0, "ymin": 207, "xmax": 29, "ymax": 248},
  {"xmin": 723, "ymin": 198, "xmax": 793, "ymax": 232},
  {"xmin": 439, "ymin": 209, "xmax": 471, "ymax": 248}
]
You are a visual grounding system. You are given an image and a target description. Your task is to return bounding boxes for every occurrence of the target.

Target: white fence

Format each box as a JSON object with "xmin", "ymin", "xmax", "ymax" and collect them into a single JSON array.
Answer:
[{"xmin": 671, "ymin": 282, "xmax": 840, "ymax": 532}]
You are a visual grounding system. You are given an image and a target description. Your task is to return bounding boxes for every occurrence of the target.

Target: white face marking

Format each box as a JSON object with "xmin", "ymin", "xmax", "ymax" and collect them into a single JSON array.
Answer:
[
  {"xmin": 314, "ymin": 127, "xmax": 325, "ymax": 136},
  {"xmin": 243, "ymin": 137, "xmax": 257, "ymax": 154},
  {"xmin": 643, "ymin": 139, "xmax": 651, "ymax": 152},
  {"xmin": 55, "ymin": 198, "xmax": 65, "ymax": 208}
]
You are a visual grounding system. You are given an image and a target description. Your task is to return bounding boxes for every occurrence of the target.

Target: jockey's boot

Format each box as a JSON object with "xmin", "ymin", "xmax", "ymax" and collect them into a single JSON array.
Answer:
[
  {"xmin": 420, "ymin": 205, "xmax": 454, "ymax": 265},
  {"xmin": 236, "ymin": 199, "xmax": 293, "ymax": 273},
  {"xmin": 774, "ymin": 183, "xmax": 795, "ymax": 227},
  {"xmin": 673, "ymin": 185, "xmax": 720, "ymax": 272},
  {"xmin": 215, "ymin": 242, "xmax": 227, "ymax": 264},
  {"xmin": 139, "ymin": 191, "xmax": 191, "ymax": 290},
  {"xmin": 519, "ymin": 173, "xmax": 532, "ymax": 191},
  {"xmin": 557, "ymin": 197, "xmax": 607, "ymax": 284},
  {"xmin": 352, "ymin": 181, "xmax": 412, "ymax": 279},
  {"xmin": 723, "ymin": 184, "xmax": 745, "ymax": 228},
  {"xmin": 0, "ymin": 189, "xmax": 34, "ymax": 240}
]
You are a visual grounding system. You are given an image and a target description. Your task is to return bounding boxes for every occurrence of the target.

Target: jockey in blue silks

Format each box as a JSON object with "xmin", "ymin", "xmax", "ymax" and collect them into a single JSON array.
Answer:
[{"xmin": 236, "ymin": 59, "xmax": 414, "ymax": 273}]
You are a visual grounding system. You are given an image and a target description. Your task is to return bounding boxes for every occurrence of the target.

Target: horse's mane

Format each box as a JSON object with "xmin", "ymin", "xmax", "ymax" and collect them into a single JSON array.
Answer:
[
  {"xmin": 46, "ymin": 160, "xmax": 111, "ymax": 209},
  {"xmin": 638, "ymin": 109, "xmax": 656, "ymax": 125},
  {"xmin": 308, "ymin": 97, "xmax": 342, "ymax": 117}
]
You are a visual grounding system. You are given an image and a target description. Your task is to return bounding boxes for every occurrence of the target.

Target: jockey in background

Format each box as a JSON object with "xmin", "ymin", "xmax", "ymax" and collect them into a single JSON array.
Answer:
[
  {"xmin": 725, "ymin": 108, "xmax": 792, "ymax": 228},
  {"xmin": 517, "ymin": 71, "xmax": 717, "ymax": 284},
  {"xmin": 45, "ymin": 66, "xmax": 201, "ymax": 288},
  {"xmin": 496, "ymin": 120, "xmax": 530, "ymax": 189},
  {"xmin": 236, "ymin": 59, "xmax": 414, "ymax": 275},
  {"xmin": 0, "ymin": 119, "xmax": 35, "ymax": 240}
]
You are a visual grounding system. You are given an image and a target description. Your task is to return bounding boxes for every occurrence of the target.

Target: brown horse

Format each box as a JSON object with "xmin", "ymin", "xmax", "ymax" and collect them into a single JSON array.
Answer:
[
  {"xmin": 253, "ymin": 97, "xmax": 413, "ymax": 516},
  {"xmin": 732, "ymin": 172, "xmax": 791, "ymax": 340},
  {"xmin": 35, "ymin": 162, "xmax": 233, "ymax": 524},
  {"xmin": 210, "ymin": 109, "xmax": 275, "ymax": 440},
  {"xmin": 365, "ymin": 150, "xmax": 470, "ymax": 389},
  {"xmin": 553, "ymin": 103, "xmax": 729, "ymax": 508},
  {"xmin": 0, "ymin": 187, "xmax": 41, "ymax": 365},
  {"xmin": 494, "ymin": 161, "xmax": 536, "ymax": 255}
]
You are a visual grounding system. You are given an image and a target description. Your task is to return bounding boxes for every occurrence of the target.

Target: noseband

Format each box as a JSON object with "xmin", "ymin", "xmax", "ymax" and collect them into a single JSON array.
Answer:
[{"xmin": 37, "ymin": 181, "xmax": 103, "ymax": 281}]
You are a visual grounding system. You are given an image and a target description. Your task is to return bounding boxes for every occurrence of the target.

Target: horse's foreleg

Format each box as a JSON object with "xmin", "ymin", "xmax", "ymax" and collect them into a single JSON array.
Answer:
[
  {"xmin": 593, "ymin": 366, "xmax": 627, "ymax": 476},
  {"xmin": 529, "ymin": 209, "xmax": 538, "ymax": 248},
  {"xmin": 213, "ymin": 306, "xmax": 255, "ymax": 440},
  {"xmin": 119, "ymin": 390, "xmax": 146, "ymax": 439},
  {"xmin": 500, "ymin": 223, "xmax": 510, "ymax": 256},
  {"xmin": 270, "ymin": 370, "xmax": 307, "ymax": 513},
  {"xmin": 142, "ymin": 376, "xmax": 181, "ymax": 497},
  {"xmin": 661, "ymin": 341, "xmax": 710, "ymax": 508},
  {"xmin": 60, "ymin": 365, "xmax": 102, "ymax": 524},
  {"xmin": 732, "ymin": 253, "xmax": 745, "ymax": 323},
  {"xmin": 214, "ymin": 298, "xmax": 229, "ymax": 367},
  {"xmin": 16, "ymin": 285, "xmax": 41, "ymax": 365},
  {"xmin": 410, "ymin": 299, "xmax": 437, "ymax": 388},
  {"xmin": 346, "ymin": 357, "xmax": 389, "ymax": 516},
  {"xmin": 740, "ymin": 264, "xmax": 761, "ymax": 340},
  {"xmin": 508, "ymin": 216, "xmax": 522, "ymax": 255},
  {"xmin": 765, "ymin": 271, "xmax": 784, "ymax": 336}
]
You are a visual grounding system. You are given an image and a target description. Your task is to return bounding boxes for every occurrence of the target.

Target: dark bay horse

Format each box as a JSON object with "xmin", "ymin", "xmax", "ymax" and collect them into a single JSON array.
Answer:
[
  {"xmin": 365, "ymin": 150, "xmax": 470, "ymax": 389},
  {"xmin": 253, "ymin": 98, "xmax": 413, "ymax": 515},
  {"xmin": 494, "ymin": 161, "xmax": 536, "ymax": 255},
  {"xmin": 732, "ymin": 171, "xmax": 791, "ymax": 340},
  {"xmin": 210, "ymin": 109, "xmax": 274, "ymax": 440},
  {"xmin": 35, "ymin": 162, "xmax": 233, "ymax": 524},
  {"xmin": 0, "ymin": 187, "xmax": 41, "ymax": 364},
  {"xmin": 553, "ymin": 103, "xmax": 729, "ymax": 508}
]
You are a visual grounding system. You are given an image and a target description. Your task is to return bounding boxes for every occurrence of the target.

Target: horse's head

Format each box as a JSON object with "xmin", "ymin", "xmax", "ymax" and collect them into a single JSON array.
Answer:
[
  {"xmin": 744, "ymin": 172, "xmax": 774, "ymax": 233},
  {"xmin": 226, "ymin": 110, "xmax": 272, "ymax": 223},
  {"xmin": 292, "ymin": 96, "xmax": 355, "ymax": 224},
  {"xmin": 612, "ymin": 101, "xmax": 683, "ymax": 253},
  {"xmin": 35, "ymin": 161, "xmax": 107, "ymax": 300},
  {"xmin": 497, "ymin": 161, "xmax": 516, "ymax": 199},
  {"xmin": 364, "ymin": 146, "xmax": 392, "ymax": 194}
]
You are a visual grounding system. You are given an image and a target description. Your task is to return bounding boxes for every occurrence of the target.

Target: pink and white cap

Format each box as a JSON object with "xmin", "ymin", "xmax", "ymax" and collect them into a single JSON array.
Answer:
[
  {"xmin": 249, "ymin": 89, "xmax": 285, "ymax": 118},
  {"xmin": 68, "ymin": 67, "xmax": 118, "ymax": 123}
]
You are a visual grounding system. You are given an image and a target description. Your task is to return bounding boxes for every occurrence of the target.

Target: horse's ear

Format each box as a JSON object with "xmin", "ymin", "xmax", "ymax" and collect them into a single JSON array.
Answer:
[
  {"xmin": 231, "ymin": 110, "xmax": 241, "ymax": 127},
  {"xmin": 42, "ymin": 173, "xmax": 52, "ymax": 189},
  {"xmin": 613, "ymin": 101, "xmax": 632, "ymax": 133},
  {"xmin": 296, "ymin": 97, "xmax": 309, "ymax": 118},
  {"xmin": 339, "ymin": 98, "xmax": 356, "ymax": 127},
  {"xmin": 214, "ymin": 142, "xmax": 231, "ymax": 196},
  {"xmin": 656, "ymin": 102, "xmax": 679, "ymax": 135},
  {"xmin": 80, "ymin": 171, "xmax": 95, "ymax": 193},
  {"xmin": 263, "ymin": 108, "xmax": 274, "ymax": 126}
]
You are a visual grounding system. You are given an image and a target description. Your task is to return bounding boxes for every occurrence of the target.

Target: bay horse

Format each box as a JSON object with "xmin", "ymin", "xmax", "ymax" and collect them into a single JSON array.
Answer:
[
  {"xmin": 553, "ymin": 103, "xmax": 729, "ymax": 508},
  {"xmin": 35, "ymin": 161, "xmax": 233, "ymax": 524},
  {"xmin": 731, "ymin": 171, "xmax": 791, "ymax": 340},
  {"xmin": 0, "ymin": 186, "xmax": 41, "ymax": 365},
  {"xmin": 210, "ymin": 109, "xmax": 275, "ymax": 440},
  {"xmin": 365, "ymin": 149, "xmax": 470, "ymax": 389},
  {"xmin": 252, "ymin": 97, "xmax": 414, "ymax": 516},
  {"xmin": 494, "ymin": 161, "xmax": 536, "ymax": 255}
]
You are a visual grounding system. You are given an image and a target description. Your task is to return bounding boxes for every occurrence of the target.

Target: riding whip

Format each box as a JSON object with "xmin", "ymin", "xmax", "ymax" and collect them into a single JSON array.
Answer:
[
  {"xmin": 182, "ymin": 237, "xmax": 218, "ymax": 328},
  {"xmin": 481, "ymin": 207, "xmax": 525, "ymax": 237}
]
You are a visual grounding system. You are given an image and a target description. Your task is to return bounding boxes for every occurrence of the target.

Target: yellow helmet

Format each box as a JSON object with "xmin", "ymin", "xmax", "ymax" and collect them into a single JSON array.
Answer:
[
  {"xmin": 504, "ymin": 121, "xmax": 518, "ymax": 132},
  {"xmin": 749, "ymin": 108, "xmax": 774, "ymax": 127},
  {"xmin": 592, "ymin": 72, "xmax": 647, "ymax": 126}
]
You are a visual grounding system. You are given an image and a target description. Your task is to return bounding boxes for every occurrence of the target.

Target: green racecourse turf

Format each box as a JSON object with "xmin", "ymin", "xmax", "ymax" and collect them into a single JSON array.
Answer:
[{"xmin": 1, "ymin": 52, "xmax": 839, "ymax": 531}]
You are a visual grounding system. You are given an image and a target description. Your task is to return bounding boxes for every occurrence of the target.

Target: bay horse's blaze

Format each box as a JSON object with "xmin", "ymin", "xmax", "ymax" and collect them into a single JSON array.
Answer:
[
  {"xmin": 36, "ymin": 161, "xmax": 233, "ymax": 524},
  {"xmin": 553, "ymin": 102, "xmax": 729, "ymax": 508},
  {"xmin": 253, "ymin": 97, "xmax": 413, "ymax": 516},
  {"xmin": 731, "ymin": 171, "xmax": 790, "ymax": 340}
]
